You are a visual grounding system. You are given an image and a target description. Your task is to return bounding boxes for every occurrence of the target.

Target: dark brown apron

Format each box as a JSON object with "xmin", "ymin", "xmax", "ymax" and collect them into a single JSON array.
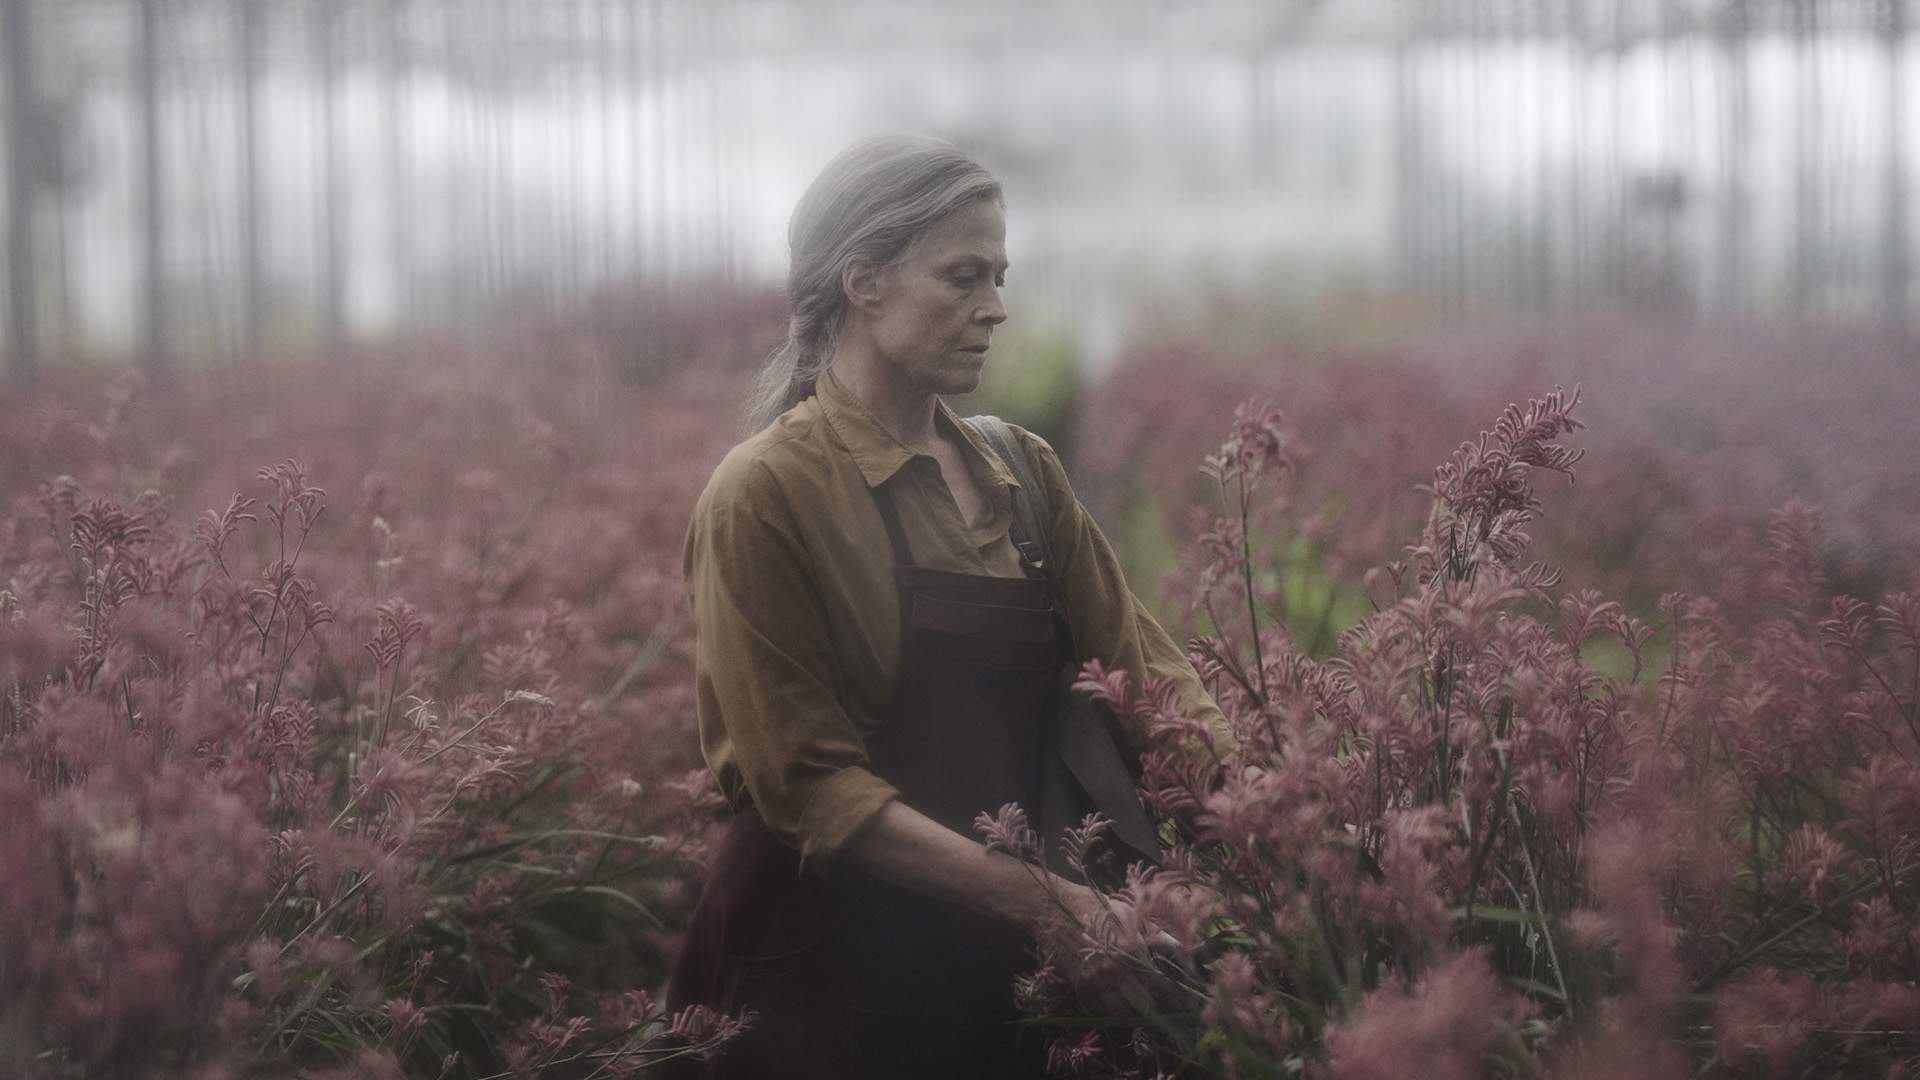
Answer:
[{"xmin": 664, "ymin": 476, "xmax": 1067, "ymax": 1079}]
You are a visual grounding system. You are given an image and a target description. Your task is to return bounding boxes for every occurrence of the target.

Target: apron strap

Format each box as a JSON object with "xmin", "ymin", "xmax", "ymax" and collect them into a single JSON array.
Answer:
[
  {"xmin": 961, "ymin": 416, "xmax": 1052, "ymax": 576},
  {"xmin": 962, "ymin": 415, "xmax": 1166, "ymax": 869},
  {"xmin": 870, "ymin": 479, "xmax": 916, "ymax": 567},
  {"xmin": 962, "ymin": 415, "xmax": 1071, "ymax": 611}
]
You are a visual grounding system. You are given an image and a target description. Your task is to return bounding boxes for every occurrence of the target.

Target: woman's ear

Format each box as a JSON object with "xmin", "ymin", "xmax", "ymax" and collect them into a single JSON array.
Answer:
[{"xmin": 843, "ymin": 256, "xmax": 886, "ymax": 315}]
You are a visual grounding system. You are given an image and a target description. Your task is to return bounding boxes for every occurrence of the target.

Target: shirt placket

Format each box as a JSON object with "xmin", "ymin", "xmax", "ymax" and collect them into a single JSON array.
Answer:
[{"xmin": 902, "ymin": 456, "xmax": 980, "ymax": 576}]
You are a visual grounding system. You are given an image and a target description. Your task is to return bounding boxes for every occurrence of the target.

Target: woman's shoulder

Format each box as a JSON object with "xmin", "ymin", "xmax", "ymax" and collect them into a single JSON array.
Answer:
[
  {"xmin": 961, "ymin": 413, "xmax": 1058, "ymax": 466},
  {"xmin": 698, "ymin": 398, "xmax": 834, "ymax": 515},
  {"xmin": 999, "ymin": 420, "xmax": 1058, "ymax": 460},
  {"xmin": 987, "ymin": 419, "xmax": 1069, "ymax": 492}
]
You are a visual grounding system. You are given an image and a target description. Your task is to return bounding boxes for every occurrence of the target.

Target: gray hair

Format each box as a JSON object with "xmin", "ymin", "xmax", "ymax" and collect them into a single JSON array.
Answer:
[{"xmin": 742, "ymin": 134, "xmax": 1003, "ymax": 434}]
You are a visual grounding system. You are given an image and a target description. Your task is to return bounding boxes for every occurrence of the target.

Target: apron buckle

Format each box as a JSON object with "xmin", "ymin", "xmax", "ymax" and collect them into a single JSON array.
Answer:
[{"xmin": 1014, "ymin": 539, "xmax": 1045, "ymax": 570}]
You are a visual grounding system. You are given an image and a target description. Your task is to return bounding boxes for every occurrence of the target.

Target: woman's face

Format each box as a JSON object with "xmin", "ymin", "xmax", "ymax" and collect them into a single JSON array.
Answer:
[{"xmin": 863, "ymin": 198, "xmax": 1008, "ymax": 398}]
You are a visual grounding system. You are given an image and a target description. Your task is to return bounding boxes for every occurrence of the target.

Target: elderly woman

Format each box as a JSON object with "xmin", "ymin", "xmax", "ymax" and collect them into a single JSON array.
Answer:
[{"xmin": 667, "ymin": 135, "xmax": 1234, "ymax": 1079}]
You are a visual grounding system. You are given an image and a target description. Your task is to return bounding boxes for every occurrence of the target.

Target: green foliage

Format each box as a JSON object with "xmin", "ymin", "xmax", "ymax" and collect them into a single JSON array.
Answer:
[
  {"xmin": 961, "ymin": 318, "xmax": 1083, "ymax": 460},
  {"xmin": 1266, "ymin": 533, "xmax": 1369, "ymax": 661}
]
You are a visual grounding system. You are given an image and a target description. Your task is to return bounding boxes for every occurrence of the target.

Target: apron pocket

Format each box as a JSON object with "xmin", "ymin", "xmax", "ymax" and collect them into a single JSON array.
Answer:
[{"xmin": 909, "ymin": 592, "xmax": 1056, "ymax": 643}]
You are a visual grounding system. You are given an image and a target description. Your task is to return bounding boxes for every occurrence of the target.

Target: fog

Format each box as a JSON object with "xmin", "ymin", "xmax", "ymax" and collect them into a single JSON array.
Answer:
[{"xmin": 3, "ymin": 0, "xmax": 1915, "ymax": 374}]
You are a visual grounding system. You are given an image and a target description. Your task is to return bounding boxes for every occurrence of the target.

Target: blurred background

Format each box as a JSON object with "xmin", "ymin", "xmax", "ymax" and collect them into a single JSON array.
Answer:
[
  {"xmin": 2, "ymin": 0, "xmax": 1914, "ymax": 374},
  {"xmin": 4, "ymin": 0, "xmax": 1919, "ymax": 641}
]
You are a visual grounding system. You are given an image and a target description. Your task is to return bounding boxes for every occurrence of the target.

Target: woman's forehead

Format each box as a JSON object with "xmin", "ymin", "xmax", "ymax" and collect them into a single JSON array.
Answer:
[{"xmin": 917, "ymin": 203, "xmax": 1008, "ymax": 266}]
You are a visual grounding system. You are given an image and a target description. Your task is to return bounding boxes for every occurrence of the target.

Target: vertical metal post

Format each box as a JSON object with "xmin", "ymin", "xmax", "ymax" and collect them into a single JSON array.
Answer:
[
  {"xmin": 5, "ymin": 0, "xmax": 37, "ymax": 380},
  {"xmin": 1885, "ymin": 0, "xmax": 1910, "ymax": 325},
  {"xmin": 138, "ymin": 0, "xmax": 168, "ymax": 375},
  {"xmin": 315, "ymin": 0, "xmax": 343, "ymax": 359},
  {"xmin": 1717, "ymin": 0, "xmax": 1750, "ymax": 316},
  {"xmin": 386, "ymin": 0, "xmax": 414, "ymax": 327},
  {"xmin": 598, "ymin": 0, "xmax": 615, "ymax": 287},
  {"xmin": 1790, "ymin": 0, "xmax": 1816, "ymax": 316},
  {"xmin": 236, "ymin": 0, "xmax": 263, "ymax": 363},
  {"xmin": 628, "ymin": 0, "xmax": 645, "ymax": 281},
  {"xmin": 1390, "ymin": 0, "xmax": 1418, "ymax": 296}
]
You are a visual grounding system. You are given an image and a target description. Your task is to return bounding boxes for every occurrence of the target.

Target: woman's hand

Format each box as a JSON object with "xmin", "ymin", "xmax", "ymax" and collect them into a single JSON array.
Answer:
[
  {"xmin": 1054, "ymin": 878, "xmax": 1106, "ymax": 929},
  {"xmin": 1050, "ymin": 884, "xmax": 1183, "ymax": 1018},
  {"xmin": 841, "ymin": 800, "xmax": 1079, "ymax": 930},
  {"xmin": 841, "ymin": 801, "xmax": 1180, "ymax": 1018}
]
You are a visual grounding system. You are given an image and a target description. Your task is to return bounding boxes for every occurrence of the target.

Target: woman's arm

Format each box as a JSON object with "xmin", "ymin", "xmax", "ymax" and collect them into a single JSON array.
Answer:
[
  {"xmin": 847, "ymin": 801, "xmax": 1174, "ymax": 1021},
  {"xmin": 840, "ymin": 799, "xmax": 1101, "ymax": 930},
  {"xmin": 686, "ymin": 451, "xmax": 904, "ymax": 877},
  {"xmin": 1011, "ymin": 426, "xmax": 1241, "ymax": 768}
]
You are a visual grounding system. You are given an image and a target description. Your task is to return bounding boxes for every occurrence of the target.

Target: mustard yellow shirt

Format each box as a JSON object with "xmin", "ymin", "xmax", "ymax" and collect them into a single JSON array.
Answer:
[{"xmin": 683, "ymin": 368, "xmax": 1234, "ymax": 876}]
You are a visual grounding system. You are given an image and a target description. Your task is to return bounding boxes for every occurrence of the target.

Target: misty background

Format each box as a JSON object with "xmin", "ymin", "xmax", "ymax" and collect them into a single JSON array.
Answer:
[{"xmin": 0, "ymin": 0, "xmax": 1914, "ymax": 380}]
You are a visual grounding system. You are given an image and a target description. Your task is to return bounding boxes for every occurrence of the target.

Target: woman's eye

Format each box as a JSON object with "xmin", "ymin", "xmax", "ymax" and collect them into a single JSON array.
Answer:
[{"xmin": 948, "ymin": 270, "xmax": 1002, "ymax": 289}]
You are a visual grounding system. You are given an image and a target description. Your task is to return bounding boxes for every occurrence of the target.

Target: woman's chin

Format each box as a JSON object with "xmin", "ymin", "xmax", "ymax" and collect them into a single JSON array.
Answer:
[
  {"xmin": 928, "ymin": 358, "xmax": 987, "ymax": 395},
  {"xmin": 942, "ymin": 370, "xmax": 985, "ymax": 396}
]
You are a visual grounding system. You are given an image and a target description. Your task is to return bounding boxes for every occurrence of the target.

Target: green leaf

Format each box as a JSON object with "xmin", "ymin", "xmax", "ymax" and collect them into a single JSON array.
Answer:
[
  {"xmin": 1449, "ymin": 904, "xmax": 1544, "ymax": 927},
  {"xmin": 1505, "ymin": 975, "xmax": 1567, "ymax": 1002},
  {"xmin": 563, "ymin": 884, "xmax": 667, "ymax": 929}
]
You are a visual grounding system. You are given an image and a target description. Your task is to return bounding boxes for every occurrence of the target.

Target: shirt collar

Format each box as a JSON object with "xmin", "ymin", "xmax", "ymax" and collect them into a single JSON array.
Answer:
[{"xmin": 817, "ymin": 366, "xmax": 1024, "ymax": 494}]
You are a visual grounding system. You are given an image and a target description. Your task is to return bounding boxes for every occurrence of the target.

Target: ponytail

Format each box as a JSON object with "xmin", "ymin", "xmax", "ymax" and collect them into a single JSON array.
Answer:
[{"xmin": 740, "ymin": 298, "xmax": 842, "ymax": 436}]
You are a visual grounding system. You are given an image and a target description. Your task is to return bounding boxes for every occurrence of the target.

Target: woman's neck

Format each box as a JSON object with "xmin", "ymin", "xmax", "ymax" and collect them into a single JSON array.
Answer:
[{"xmin": 825, "ymin": 347, "xmax": 940, "ymax": 451}]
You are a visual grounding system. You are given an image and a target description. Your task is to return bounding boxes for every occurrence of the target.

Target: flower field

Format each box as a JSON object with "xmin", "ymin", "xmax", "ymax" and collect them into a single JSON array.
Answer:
[
  {"xmin": 1076, "ymin": 311, "xmax": 1920, "ymax": 641},
  {"xmin": 0, "ymin": 293, "xmax": 777, "ymax": 1078},
  {"xmin": 1029, "ymin": 310, "xmax": 1920, "ymax": 1078},
  {"xmin": 3, "ymin": 292, "xmax": 1918, "ymax": 1077}
]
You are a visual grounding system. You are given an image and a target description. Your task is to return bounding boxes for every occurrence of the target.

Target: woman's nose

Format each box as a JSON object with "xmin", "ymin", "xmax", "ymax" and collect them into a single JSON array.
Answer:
[{"xmin": 978, "ymin": 286, "xmax": 1007, "ymax": 326}]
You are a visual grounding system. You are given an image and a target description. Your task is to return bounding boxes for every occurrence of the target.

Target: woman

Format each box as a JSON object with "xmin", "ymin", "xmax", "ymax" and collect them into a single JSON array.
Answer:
[{"xmin": 667, "ymin": 134, "xmax": 1235, "ymax": 1079}]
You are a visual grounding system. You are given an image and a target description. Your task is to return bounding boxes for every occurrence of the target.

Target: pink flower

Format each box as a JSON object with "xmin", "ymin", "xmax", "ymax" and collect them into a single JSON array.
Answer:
[
  {"xmin": 1323, "ymin": 950, "xmax": 1521, "ymax": 1080},
  {"xmin": 974, "ymin": 801, "xmax": 1041, "ymax": 863},
  {"xmin": 1712, "ymin": 969, "xmax": 1822, "ymax": 1076}
]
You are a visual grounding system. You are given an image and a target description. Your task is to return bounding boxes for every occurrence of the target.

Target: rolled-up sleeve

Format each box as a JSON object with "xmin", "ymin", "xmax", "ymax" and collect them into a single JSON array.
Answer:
[
  {"xmin": 1012, "ymin": 427, "xmax": 1241, "ymax": 769},
  {"xmin": 684, "ymin": 451, "xmax": 899, "ymax": 877}
]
